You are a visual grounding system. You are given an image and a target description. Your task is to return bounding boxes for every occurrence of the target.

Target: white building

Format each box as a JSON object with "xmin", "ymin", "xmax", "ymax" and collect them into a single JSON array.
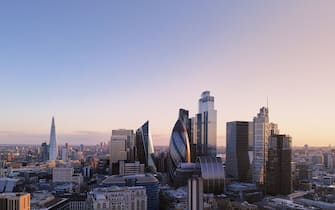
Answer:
[
  {"xmin": 252, "ymin": 107, "xmax": 279, "ymax": 184},
  {"xmin": 89, "ymin": 186, "xmax": 147, "ymax": 210}
]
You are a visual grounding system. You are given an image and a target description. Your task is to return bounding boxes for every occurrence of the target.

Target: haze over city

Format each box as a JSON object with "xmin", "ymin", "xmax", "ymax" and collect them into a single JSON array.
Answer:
[{"xmin": 0, "ymin": 1, "xmax": 334, "ymax": 146}]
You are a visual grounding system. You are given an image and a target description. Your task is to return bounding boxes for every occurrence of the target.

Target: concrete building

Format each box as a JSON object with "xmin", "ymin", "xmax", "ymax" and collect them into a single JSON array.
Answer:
[
  {"xmin": 188, "ymin": 176, "xmax": 203, "ymax": 210},
  {"xmin": 88, "ymin": 186, "xmax": 147, "ymax": 210},
  {"xmin": 252, "ymin": 107, "xmax": 279, "ymax": 185},
  {"xmin": 102, "ymin": 174, "xmax": 159, "ymax": 210},
  {"xmin": 52, "ymin": 168, "xmax": 74, "ymax": 183},
  {"xmin": 119, "ymin": 161, "xmax": 144, "ymax": 175},
  {"xmin": 0, "ymin": 193, "xmax": 30, "ymax": 210}
]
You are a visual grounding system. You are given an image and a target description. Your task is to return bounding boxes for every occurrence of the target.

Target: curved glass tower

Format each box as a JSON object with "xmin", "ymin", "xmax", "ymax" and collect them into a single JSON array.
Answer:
[
  {"xmin": 168, "ymin": 119, "xmax": 191, "ymax": 182},
  {"xmin": 135, "ymin": 121, "xmax": 156, "ymax": 172},
  {"xmin": 196, "ymin": 156, "xmax": 225, "ymax": 194},
  {"xmin": 49, "ymin": 117, "xmax": 58, "ymax": 160}
]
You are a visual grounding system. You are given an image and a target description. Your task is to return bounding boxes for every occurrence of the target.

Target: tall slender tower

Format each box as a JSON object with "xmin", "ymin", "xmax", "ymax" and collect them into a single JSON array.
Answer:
[
  {"xmin": 49, "ymin": 117, "xmax": 58, "ymax": 160},
  {"xmin": 252, "ymin": 107, "xmax": 279, "ymax": 185},
  {"xmin": 194, "ymin": 91, "xmax": 217, "ymax": 157}
]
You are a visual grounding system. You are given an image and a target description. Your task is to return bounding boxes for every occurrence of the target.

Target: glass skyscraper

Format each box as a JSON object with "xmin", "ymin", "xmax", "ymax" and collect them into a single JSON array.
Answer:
[
  {"xmin": 135, "ymin": 121, "xmax": 156, "ymax": 173},
  {"xmin": 226, "ymin": 121, "xmax": 252, "ymax": 182},
  {"xmin": 49, "ymin": 117, "xmax": 57, "ymax": 161},
  {"xmin": 168, "ymin": 118, "xmax": 191, "ymax": 183},
  {"xmin": 266, "ymin": 134, "xmax": 292, "ymax": 195},
  {"xmin": 194, "ymin": 91, "xmax": 217, "ymax": 158}
]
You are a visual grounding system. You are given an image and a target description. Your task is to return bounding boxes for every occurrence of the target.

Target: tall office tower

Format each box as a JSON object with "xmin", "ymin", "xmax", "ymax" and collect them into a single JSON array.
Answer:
[
  {"xmin": 168, "ymin": 116, "xmax": 191, "ymax": 183},
  {"xmin": 188, "ymin": 176, "xmax": 204, "ymax": 210},
  {"xmin": 266, "ymin": 134, "xmax": 292, "ymax": 195},
  {"xmin": 194, "ymin": 91, "xmax": 217, "ymax": 158},
  {"xmin": 111, "ymin": 129, "xmax": 135, "ymax": 162},
  {"xmin": 40, "ymin": 142, "xmax": 49, "ymax": 162},
  {"xmin": 49, "ymin": 117, "xmax": 58, "ymax": 161},
  {"xmin": 135, "ymin": 121, "xmax": 156, "ymax": 172},
  {"xmin": 252, "ymin": 107, "xmax": 279, "ymax": 185},
  {"xmin": 226, "ymin": 121, "xmax": 252, "ymax": 182}
]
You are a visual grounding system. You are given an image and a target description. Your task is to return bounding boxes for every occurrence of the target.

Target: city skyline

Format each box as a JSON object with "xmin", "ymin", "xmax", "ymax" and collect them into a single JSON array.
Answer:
[{"xmin": 1, "ymin": 1, "xmax": 335, "ymax": 146}]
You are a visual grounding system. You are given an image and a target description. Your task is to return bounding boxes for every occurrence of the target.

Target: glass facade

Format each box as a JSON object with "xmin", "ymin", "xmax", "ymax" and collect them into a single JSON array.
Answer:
[
  {"xmin": 194, "ymin": 91, "xmax": 217, "ymax": 158},
  {"xmin": 196, "ymin": 156, "xmax": 225, "ymax": 194},
  {"xmin": 49, "ymin": 117, "xmax": 58, "ymax": 160},
  {"xmin": 168, "ymin": 119, "xmax": 191, "ymax": 183},
  {"xmin": 135, "ymin": 121, "xmax": 157, "ymax": 173},
  {"xmin": 226, "ymin": 121, "xmax": 252, "ymax": 182}
]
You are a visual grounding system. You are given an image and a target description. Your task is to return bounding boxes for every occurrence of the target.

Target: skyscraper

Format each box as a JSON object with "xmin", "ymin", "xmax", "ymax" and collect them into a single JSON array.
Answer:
[
  {"xmin": 135, "ymin": 121, "xmax": 156, "ymax": 172},
  {"xmin": 193, "ymin": 91, "xmax": 217, "ymax": 158},
  {"xmin": 266, "ymin": 134, "xmax": 292, "ymax": 195},
  {"xmin": 49, "ymin": 117, "xmax": 58, "ymax": 161},
  {"xmin": 168, "ymin": 117, "xmax": 191, "ymax": 183},
  {"xmin": 226, "ymin": 121, "xmax": 252, "ymax": 182},
  {"xmin": 252, "ymin": 107, "xmax": 279, "ymax": 185},
  {"xmin": 40, "ymin": 141, "xmax": 49, "ymax": 162}
]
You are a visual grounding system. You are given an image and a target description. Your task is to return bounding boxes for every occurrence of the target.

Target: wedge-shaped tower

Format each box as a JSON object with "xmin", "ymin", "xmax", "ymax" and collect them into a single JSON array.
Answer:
[{"xmin": 135, "ymin": 121, "xmax": 156, "ymax": 172}]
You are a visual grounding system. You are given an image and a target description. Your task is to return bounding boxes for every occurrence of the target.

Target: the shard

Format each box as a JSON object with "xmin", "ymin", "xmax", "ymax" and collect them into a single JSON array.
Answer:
[{"xmin": 49, "ymin": 117, "xmax": 58, "ymax": 160}]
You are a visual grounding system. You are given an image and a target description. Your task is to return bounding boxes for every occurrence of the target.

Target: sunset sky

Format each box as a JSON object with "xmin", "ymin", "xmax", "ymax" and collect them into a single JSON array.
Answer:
[{"xmin": 0, "ymin": 1, "xmax": 334, "ymax": 146}]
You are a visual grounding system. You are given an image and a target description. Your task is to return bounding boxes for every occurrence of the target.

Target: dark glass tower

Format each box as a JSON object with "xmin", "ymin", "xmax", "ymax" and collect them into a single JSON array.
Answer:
[
  {"xmin": 266, "ymin": 134, "xmax": 292, "ymax": 195},
  {"xmin": 226, "ymin": 121, "xmax": 252, "ymax": 182},
  {"xmin": 135, "ymin": 121, "xmax": 157, "ymax": 172}
]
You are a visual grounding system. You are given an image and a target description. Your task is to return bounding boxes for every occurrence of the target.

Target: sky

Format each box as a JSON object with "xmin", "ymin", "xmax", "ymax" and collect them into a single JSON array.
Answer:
[{"xmin": 0, "ymin": 1, "xmax": 334, "ymax": 146}]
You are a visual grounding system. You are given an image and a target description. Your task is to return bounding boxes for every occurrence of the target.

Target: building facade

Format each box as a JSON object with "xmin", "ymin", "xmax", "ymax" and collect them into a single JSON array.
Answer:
[
  {"xmin": 168, "ymin": 118, "xmax": 191, "ymax": 183},
  {"xmin": 194, "ymin": 91, "xmax": 217, "ymax": 158},
  {"xmin": 252, "ymin": 107, "xmax": 279, "ymax": 185},
  {"xmin": 0, "ymin": 193, "xmax": 30, "ymax": 210},
  {"xmin": 188, "ymin": 176, "xmax": 203, "ymax": 210},
  {"xmin": 226, "ymin": 121, "xmax": 252, "ymax": 182},
  {"xmin": 88, "ymin": 186, "xmax": 147, "ymax": 210},
  {"xmin": 135, "ymin": 121, "xmax": 156, "ymax": 172},
  {"xmin": 49, "ymin": 117, "xmax": 58, "ymax": 161},
  {"xmin": 266, "ymin": 134, "xmax": 292, "ymax": 195}
]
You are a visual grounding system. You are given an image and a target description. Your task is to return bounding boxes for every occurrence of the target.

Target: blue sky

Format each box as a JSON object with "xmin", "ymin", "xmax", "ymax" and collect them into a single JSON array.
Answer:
[{"xmin": 0, "ymin": 1, "xmax": 334, "ymax": 146}]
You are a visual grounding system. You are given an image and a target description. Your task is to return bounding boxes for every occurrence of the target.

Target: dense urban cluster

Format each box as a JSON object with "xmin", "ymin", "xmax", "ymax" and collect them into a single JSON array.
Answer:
[{"xmin": 0, "ymin": 91, "xmax": 334, "ymax": 210}]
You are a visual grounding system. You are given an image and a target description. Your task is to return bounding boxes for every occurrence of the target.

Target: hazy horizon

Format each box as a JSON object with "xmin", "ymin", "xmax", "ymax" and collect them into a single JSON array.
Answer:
[{"xmin": 1, "ymin": 1, "xmax": 334, "ymax": 147}]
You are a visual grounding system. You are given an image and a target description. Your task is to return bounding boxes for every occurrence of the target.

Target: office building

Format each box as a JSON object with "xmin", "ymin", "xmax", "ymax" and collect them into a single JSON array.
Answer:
[
  {"xmin": 119, "ymin": 161, "xmax": 145, "ymax": 175},
  {"xmin": 40, "ymin": 142, "xmax": 49, "ymax": 162},
  {"xmin": 188, "ymin": 176, "xmax": 203, "ymax": 210},
  {"xmin": 197, "ymin": 156, "xmax": 225, "ymax": 194},
  {"xmin": 266, "ymin": 134, "xmax": 292, "ymax": 195},
  {"xmin": 0, "ymin": 193, "xmax": 30, "ymax": 210},
  {"xmin": 135, "ymin": 121, "xmax": 156, "ymax": 172},
  {"xmin": 102, "ymin": 174, "xmax": 159, "ymax": 210},
  {"xmin": 52, "ymin": 167, "xmax": 74, "ymax": 183},
  {"xmin": 111, "ymin": 129, "xmax": 135, "ymax": 161},
  {"xmin": 193, "ymin": 91, "xmax": 217, "ymax": 158},
  {"xmin": 49, "ymin": 117, "xmax": 58, "ymax": 161},
  {"xmin": 168, "ymin": 117, "xmax": 191, "ymax": 183},
  {"xmin": 226, "ymin": 121, "xmax": 252, "ymax": 182},
  {"xmin": 88, "ymin": 186, "xmax": 147, "ymax": 210},
  {"xmin": 252, "ymin": 107, "xmax": 279, "ymax": 185}
]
